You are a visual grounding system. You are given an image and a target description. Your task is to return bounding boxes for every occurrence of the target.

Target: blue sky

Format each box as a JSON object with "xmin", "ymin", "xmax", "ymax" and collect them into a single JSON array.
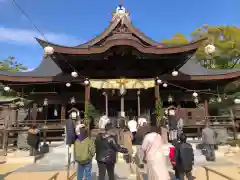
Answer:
[{"xmin": 0, "ymin": 0, "xmax": 239, "ymax": 70}]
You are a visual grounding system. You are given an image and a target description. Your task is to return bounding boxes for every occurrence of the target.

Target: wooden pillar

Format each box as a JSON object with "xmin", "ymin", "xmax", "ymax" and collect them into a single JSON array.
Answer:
[
  {"xmin": 31, "ymin": 103, "xmax": 38, "ymax": 124},
  {"xmin": 137, "ymin": 90, "xmax": 141, "ymax": 117},
  {"xmin": 61, "ymin": 104, "xmax": 66, "ymax": 122},
  {"xmin": 2, "ymin": 115, "xmax": 10, "ymax": 155},
  {"xmin": 104, "ymin": 92, "xmax": 109, "ymax": 117},
  {"xmin": 43, "ymin": 106, "xmax": 48, "ymax": 143},
  {"xmin": 204, "ymin": 100, "xmax": 209, "ymax": 124},
  {"xmin": 84, "ymin": 84, "xmax": 91, "ymax": 125},
  {"xmin": 154, "ymin": 82, "xmax": 160, "ymax": 125}
]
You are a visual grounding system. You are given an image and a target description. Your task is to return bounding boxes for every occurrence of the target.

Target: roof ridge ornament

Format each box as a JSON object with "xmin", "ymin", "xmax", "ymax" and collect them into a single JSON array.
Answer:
[{"xmin": 112, "ymin": 5, "xmax": 130, "ymax": 22}]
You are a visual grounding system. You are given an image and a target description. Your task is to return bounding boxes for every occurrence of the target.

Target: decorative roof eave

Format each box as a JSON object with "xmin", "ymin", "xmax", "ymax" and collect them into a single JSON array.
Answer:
[
  {"xmin": 36, "ymin": 37, "xmax": 205, "ymax": 55},
  {"xmin": 189, "ymin": 72, "xmax": 240, "ymax": 80},
  {"xmin": 178, "ymin": 58, "xmax": 240, "ymax": 80},
  {"xmin": 0, "ymin": 70, "xmax": 239, "ymax": 83},
  {"xmin": 0, "ymin": 75, "xmax": 55, "ymax": 82}
]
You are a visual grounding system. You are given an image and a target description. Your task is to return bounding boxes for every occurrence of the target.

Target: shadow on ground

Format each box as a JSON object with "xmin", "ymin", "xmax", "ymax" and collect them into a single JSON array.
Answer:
[
  {"xmin": 136, "ymin": 171, "xmax": 196, "ymax": 180},
  {"xmin": 0, "ymin": 171, "xmax": 14, "ymax": 180}
]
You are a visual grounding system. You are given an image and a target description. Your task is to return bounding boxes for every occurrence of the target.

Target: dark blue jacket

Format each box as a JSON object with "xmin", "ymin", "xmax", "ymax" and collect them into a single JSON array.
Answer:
[{"xmin": 65, "ymin": 119, "xmax": 76, "ymax": 145}]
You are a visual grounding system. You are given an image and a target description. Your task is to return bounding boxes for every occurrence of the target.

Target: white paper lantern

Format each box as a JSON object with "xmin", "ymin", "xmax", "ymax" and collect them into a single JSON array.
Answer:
[
  {"xmin": 66, "ymin": 82, "xmax": 71, "ymax": 87},
  {"xmin": 44, "ymin": 46, "xmax": 54, "ymax": 55},
  {"xmin": 205, "ymin": 44, "xmax": 216, "ymax": 54},
  {"xmin": 163, "ymin": 83, "xmax": 168, "ymax": 87},
  {"xmin": 43, "ymin": 98, "xmax": 48, "ymax": 106},
  {"xmin": 71, "ymin": 111, "xmax": 77, "ymax": 119},
  {"xmin": 172, "ymin": 71, "xmax": 178, "ymax": 77},
  {"xmin": 70, "ymin": 97, "xmax": 76, "ymax": 104},
  {"xmin": 168, "ymin": 95, "xmax": 173, "ymax": 103},
  {"xmin": 217, "ymin": 97, "xmax": 222, "ymax": 103},
  {"xmin": 156, "ymin": 79, "xmax": 162, "ymax": 84},
  {"xmin": 19, "ymin": 100, "xmax": 24, "ymax": 107},
  {"xmin": 234, "ymin": 99, "xmax": 240, "ymax": 104},
  {"xmin": 71, "ymin": 71, "xmax": 78, "ymax": 78},
  {"xmin": 3, "ymin": 86, "xmax": 10, "ymax": 92},
  {"xmin": 194, "ymin": 97, "xmax": 199, "ymax": 104},
  {"xmin": 38, "ymin": 107, "xmax": 43, "ymax": 112},
  {"xmin": 192, "ymin": 92, "xmax": 198, "ymax": 97},
  {"xmin": 84, "ymin": 79, "xmax": 90, "ymax": 85}
]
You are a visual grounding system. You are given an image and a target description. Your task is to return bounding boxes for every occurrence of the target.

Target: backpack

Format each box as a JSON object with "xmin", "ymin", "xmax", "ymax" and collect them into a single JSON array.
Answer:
[
  {"xmin": 178, "ymin": 143, "xmax": 194, "ymax": 171},
  {"xmin": 74, "ymin": 138, "xmax": 95, "ymax": 164}
]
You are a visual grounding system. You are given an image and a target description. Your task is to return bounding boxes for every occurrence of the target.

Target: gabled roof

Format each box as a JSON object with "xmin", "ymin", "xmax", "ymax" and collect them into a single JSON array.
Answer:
[
  {"xmin": 0, "ymin": 57, "xmax": 62, "ymax": 82},
  {"xmin": 36, "ymin": 10, "xmax": 205, "ymax": 55}
]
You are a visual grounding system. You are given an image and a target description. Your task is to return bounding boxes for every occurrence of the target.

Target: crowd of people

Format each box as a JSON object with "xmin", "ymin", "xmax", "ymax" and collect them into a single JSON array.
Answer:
[
  {"xmin": 66, "ymin": 113, "xmax": 195, "ymax": 180},
  {"xmin": 26, "ymin": 110, "xmax": 217, "ymax": 180}
]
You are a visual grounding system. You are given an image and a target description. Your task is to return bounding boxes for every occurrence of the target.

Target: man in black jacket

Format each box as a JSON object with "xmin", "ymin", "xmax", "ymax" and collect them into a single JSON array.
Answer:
[
  {"xmin": 95, "ymin": 123, "xmax": 128, "ymax": 180},
  {"xmin": 174, "ymin": 133, "xmax": 194, "ymax": 180}
]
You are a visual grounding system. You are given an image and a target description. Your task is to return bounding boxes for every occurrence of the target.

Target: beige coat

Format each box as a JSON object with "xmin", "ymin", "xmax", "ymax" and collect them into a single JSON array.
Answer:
[{"xmin": 122, "ymin": 130, "xmax": 133, "ymax": 155}]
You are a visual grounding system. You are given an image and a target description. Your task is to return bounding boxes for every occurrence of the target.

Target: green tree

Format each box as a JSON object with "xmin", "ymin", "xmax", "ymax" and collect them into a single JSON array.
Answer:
[
  {"xmin": 0, "ymin": 56, "xmax": 28, "ymax": 72},
  {"xmin": 161, "ymin": 33, "xmax": 189, "ymax": 46},
  {"xmin": 161, "ymin": 25, "xmax": 240, "ymax": 69},
  {"xmin": 0, "ymin": 56, "xmax": 28, "ymax": 99},
  {"xmin": 191, "ymin": 25, "xmax": 240, "ymax": 69}
]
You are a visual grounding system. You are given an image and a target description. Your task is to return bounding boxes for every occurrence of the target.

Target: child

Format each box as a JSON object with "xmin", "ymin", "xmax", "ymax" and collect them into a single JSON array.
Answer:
[{"xmin": 169, "ymin": 140, "xmax": 179, "ymax": 180}]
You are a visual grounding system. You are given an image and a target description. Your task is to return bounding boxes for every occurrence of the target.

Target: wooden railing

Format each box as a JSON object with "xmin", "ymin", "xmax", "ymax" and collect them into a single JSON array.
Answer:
[
  {"xmin": 203, "ymin": 166, "xmax": 237, "ymax": 180},
  {"xmin": 68, "ymin": 172, "xmax": 76, "ymax": 180},
  {"xmin": 47, "ymin": 172, "xmax": 59, "ymax": 180}
]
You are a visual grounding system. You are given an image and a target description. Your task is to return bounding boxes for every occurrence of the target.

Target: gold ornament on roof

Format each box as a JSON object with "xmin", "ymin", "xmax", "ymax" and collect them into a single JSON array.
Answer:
[{"xmin": 116, "ymin": 78, "xmax": 129, "ymax": 85}]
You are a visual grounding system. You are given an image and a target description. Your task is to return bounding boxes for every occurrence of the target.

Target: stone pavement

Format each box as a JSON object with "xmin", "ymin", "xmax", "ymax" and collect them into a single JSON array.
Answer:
[{"xmin": 1, "ymin": 141, "xmax": 240, "ymax": 180}]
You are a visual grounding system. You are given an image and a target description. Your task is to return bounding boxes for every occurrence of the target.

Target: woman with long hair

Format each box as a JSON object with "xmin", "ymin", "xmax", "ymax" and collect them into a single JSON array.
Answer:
[{"xmin": 142, "ymin": 127, "xmax": 170, "ymax": 180}]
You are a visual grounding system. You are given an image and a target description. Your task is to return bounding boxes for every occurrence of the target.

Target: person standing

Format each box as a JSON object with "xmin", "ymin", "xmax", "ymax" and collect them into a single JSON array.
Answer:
[
  {"xmin": 95, "ymin": 123, "xmax": 128, "ymax": 180},
  {"xmin": 127, "ymin": 117, "xmax": 137, "ymax": 143},
  {"xmin": 98, "ymin": 113, "xmax": 110, "ymax": 129},
  {"xmin": 168, "ymin": 109, "xmax": 178, "ymax": 141},
  {"xmin": 142, "ymin": 127, "xmax": 170, "ymax": 180},
  {"xmin": 174, "ymin": 133, "xmax": 194, "ymax": 180},
  {"xmin": 121, "ymin": 126, "xmax": 134, "ymax": 165},
  {"xmin": 177, "ymin": 118, "xmax": 184, "ymax": 139},
  {"xmin": 202, "ymin": 124, "xmax": 216, "ymax": 161},
  {"xmin": 135, "ymin": 122, "xmax": 151, "ymax": 168},
  {"xmin": 27, "ymin": 124, "xmax": 40, "ymax": 156},
  {"xmin": 74, "ymin": 127, "xmax": 95, "ymax": 180},
  {"xmin": 138, "ymin": 116, "xmax": 147, "ymax": 127}
]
